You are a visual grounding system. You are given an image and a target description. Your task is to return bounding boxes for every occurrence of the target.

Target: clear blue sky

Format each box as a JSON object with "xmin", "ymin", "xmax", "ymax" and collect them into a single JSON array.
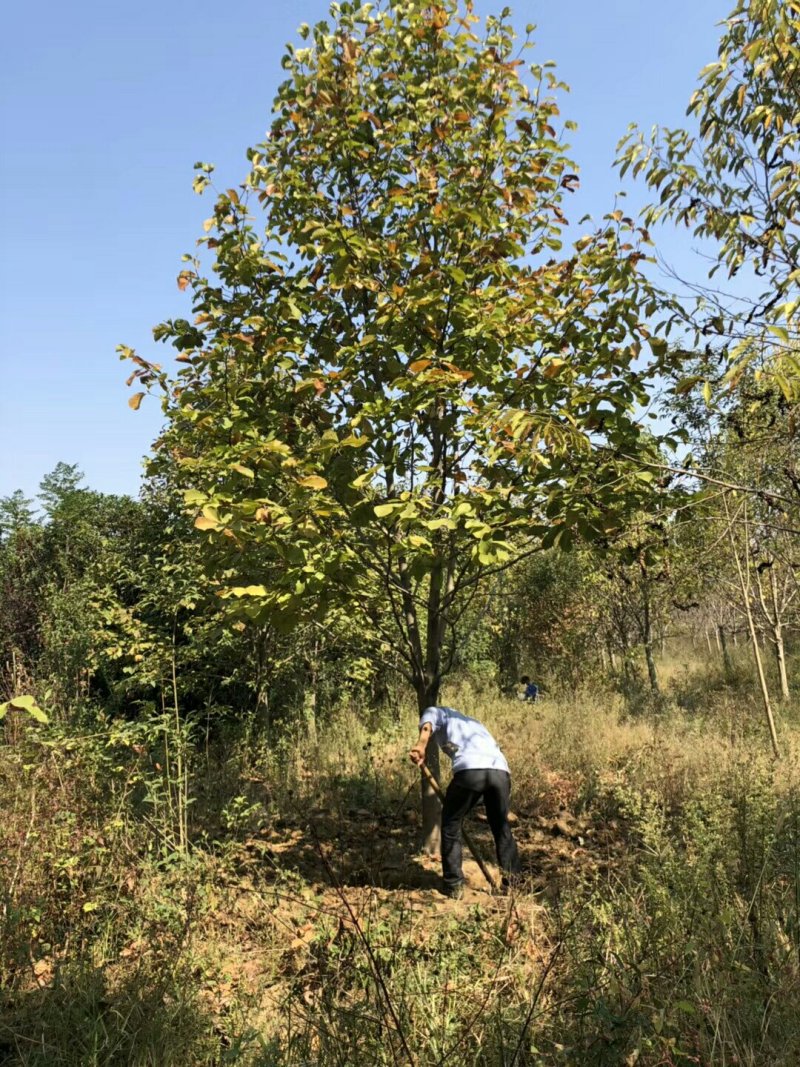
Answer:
[{"xmin": 1, "ymin": 0, "xmax": 731, "ymax": 501}]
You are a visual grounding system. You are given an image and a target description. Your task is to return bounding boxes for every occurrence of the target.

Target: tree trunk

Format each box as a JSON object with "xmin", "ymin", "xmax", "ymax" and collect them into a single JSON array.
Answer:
[
  {"xmin": 773, "ymin": 624, "xmax": 790, "ymax": 700},
  {"xmin": 605, "ymin": 637, "xmax": 617, "ymax": 671},
  {"xmin": 718, "ymin": 625, "xmax": 733, "ymax": 679},
  {"xmin": 253, "ymin": 627, "xmax": 272, "ymax": 740},
  {"xmin": 303, "ymin": 643, "xmax": 318, "ymax": 746},
  {"xmin": 724, "ymin": 495, "xmax": 780, "ymax": 758},
  {"xmin": 417, "ymin": 510, "xmax": 452, "ymax": 855},
  {"xmin": 769, "ymin": 568, "xmax": 790, "ymax": 700},
  {"xmin": 394, "ymin": 548, "xmax": 443, "ymax": 855},
  {"xmin": 644, "ymin": 641, "xmax": 660, "ymax": 694},
  {"xmin": 744, "ymin": 605, "xmax": 780, "ymax": 758},
  {"xmin": 642, "ymin": 584, "xmax": 660, "ymax": 695},
  {"xmin": 416, "ymin": 679, "xmax": 442, "ymax": 856}
]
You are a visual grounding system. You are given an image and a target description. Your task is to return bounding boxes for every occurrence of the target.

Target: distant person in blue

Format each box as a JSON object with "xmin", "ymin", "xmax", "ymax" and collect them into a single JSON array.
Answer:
[
  {"xmin": 409, "ymin": 705, "xmax": 521, "ymax": 898},
  {"xmin": 520, "ymin": 675, "xmax": 539, "ymax": 703}
]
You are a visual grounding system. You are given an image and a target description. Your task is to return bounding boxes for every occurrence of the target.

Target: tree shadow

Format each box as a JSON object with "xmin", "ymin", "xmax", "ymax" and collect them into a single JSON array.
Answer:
[
  {"xmin": 236, "ymin": 770, "xmax": 563, "ymax": 898},
  {"xmin": 195, "ymin": 762, "xmax": 621, "ymax": 902},
  {"xmin": 245, "ymin": 787, "xmax": 446, "ymax": 893}
]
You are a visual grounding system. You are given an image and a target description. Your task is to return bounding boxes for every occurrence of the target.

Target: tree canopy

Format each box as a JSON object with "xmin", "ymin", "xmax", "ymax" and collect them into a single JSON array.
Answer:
[
  {"xmin": 124, "ymin": 0, "xmax": 681, "ymax": 846},
  {"xmin": 618, "ymin": 0, "xmax": 800, "ymax": 394}
]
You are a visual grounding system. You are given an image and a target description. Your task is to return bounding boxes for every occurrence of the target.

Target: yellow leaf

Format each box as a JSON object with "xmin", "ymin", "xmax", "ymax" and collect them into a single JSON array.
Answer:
[
  {"xmin": 442, "ymin": 361, "xmax": 474, "ymax": 380},
  {"xmin": 543, "ymin": 359, "xmax": 567, "ymax": 379},
  {"xmin": 203, "ymin": 218, "xmax": 215, "ymax": 232},
  {"xmin": 194, "ymin": 517, "xmax": 218, "ymax": 530},
  {"xmin": 429, "ymin": 6, "xmax": 448, "ymax": 29},
  {"xmin": 409, "ymin": 359, "xmax": 432, "ymax": 373},
  {"xmin": 128, "ymin": 392, "xmax": 145, "ymax": 410},
  {"xmin": 262, "ymin": 439, "xmax": 291, "ymax": 455},
  {"xmin": 298, "ymin": 475, "xmax": 328, "ymax": 490}
]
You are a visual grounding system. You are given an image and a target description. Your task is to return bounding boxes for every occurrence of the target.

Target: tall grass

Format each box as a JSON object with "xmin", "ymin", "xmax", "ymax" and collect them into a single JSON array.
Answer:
[{"xmin": 2, "ymin": 659, "xmax": 800, "ymax": 1064}]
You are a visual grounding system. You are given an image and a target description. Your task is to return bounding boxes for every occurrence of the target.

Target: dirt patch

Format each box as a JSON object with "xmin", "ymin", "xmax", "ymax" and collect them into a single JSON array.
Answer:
[{"xmin": 229, "ymin": 792, "xmax": 626, "ymax": 907}]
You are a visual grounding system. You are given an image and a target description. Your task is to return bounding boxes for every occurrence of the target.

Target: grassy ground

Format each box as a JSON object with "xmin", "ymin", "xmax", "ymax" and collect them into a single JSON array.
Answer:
[{"xmin": 3, "ymin": 656, "xmax": 800, "ymax": 1065}]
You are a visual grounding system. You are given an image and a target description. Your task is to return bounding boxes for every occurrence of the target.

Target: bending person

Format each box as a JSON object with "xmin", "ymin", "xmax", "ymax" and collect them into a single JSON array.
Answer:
[{"xmin": 409, "ymin": 705, "xmax": 521, "ymax": 898}]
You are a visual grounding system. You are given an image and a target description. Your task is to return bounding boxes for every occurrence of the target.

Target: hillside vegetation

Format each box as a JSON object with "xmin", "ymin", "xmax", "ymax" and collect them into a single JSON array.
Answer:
[
  {"xmin": 3, "ymin": 657, "xmax": 800, "ymax": 1066},
  {"xmin": 6, "ymin": 0, "xmax": 800, "ymax": 1062}
]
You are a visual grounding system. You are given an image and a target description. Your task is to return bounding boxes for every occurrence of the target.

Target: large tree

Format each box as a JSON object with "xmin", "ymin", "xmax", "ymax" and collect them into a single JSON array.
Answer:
[{"xmin": 125, "ymin": 0, "xmax": 672, "ymax": 850}]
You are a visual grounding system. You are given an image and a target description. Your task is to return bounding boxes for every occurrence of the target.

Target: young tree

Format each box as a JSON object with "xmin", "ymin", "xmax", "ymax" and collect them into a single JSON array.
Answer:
[
  {"xmin": 485, "ymin": 549, "xmax": 605, "ymax": 696},
  {"xmin": 0, "ymin": 493, "xmax": 42, "ymax": 693},
  {"xmin": 125, "ymin": 0, "xmax": 673, "ymax": 850},
  {"xmin": 600, "ymin": 519, "xmax": 674, "ymax": 698},
  {"xmin": 618, "ymin": 0, "xmax": 800, "ymax": 389},
  {"xmin": 38, "ymin": 462, "xmax": 85, "ymax": 518},
  {"xmin": 665, "ymin": 361, "xmax": 800, "ymax": 750},
  {"xmin": 711, "ymin": 383, "xmax": 800, "ymax": 703},
  {"xmin": 0, "ymin": 491, "xmax": 36, "ymax": 542}
]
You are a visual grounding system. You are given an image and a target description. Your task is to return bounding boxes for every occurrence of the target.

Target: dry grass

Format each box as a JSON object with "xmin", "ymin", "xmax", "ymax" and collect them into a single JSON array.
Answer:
[{"xmin": 2, "ymin": 656, "xmax": 800, "ymax": 1064}]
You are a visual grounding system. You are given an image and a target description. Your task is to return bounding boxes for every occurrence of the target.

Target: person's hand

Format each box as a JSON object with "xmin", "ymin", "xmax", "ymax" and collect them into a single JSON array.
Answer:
[{"xmin": 409, "ymin": 745, "xmax": 426, "ymax": 766}]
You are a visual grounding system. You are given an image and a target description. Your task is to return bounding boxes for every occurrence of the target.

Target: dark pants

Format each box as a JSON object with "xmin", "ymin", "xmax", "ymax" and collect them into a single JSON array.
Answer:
[{"xmin": 441, "ymin": 768, "xmax": 521, "ymax": 889}]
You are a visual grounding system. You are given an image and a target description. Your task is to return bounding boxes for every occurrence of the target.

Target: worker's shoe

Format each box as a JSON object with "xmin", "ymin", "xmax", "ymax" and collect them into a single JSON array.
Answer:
[{"xmin": 443, "ymin": 882, "xmax": 464, "ymax": 900}]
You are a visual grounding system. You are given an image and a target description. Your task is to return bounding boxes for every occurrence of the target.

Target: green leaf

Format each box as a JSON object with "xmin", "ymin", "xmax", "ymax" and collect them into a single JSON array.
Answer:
[
  {"xmin": 0, "ymin": 695, "xmax": 49, "ymax": 724},
  {"xmin": 8, "ymin": 695, "xmax": 36, "ymax": 710},
  {"xmin": 350, "ymin": 466, "xmax": 379, "ymax": 489},
  {"xmin": 767, "ymin": 324, "xmax": 790, "ymax": 344},
  {"xmin": 262, "ymin": 439, "xmax": 292, "ymax": 456},
  {"xmin": 374, "ymin": 502, "xmax": 401, "ymax": 518},
  {"xmin": 194, "ymin": 507, "xmax": 221, "ymax": 531}
]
